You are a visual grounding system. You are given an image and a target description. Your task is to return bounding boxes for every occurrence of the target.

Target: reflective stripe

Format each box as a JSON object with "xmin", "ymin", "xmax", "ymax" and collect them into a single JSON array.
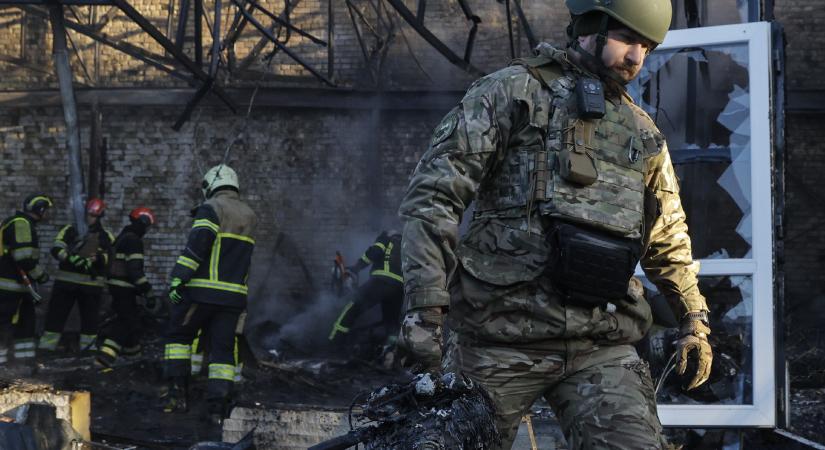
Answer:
[
  {"xmin": 164, "ymin": 343, "xmax": 191, "ymax": 360},
  {"xmin": 107, "ymin": 278, "xmax": 134, "ymax": 288},
  {"xmin": 80, "ymin": 334, "xmax": 97, "ymax": 349},
  {"xmin": 234, "ymin": 363, "xmax": 244, "ymax": 382},
  {"xmin": 126, "ymin": 253, "xmax": 144, "ymax": 261},
  {"xmin": 134, "ymin": 276, "xmax": 148, "ymax": 286},
  {"xmin": 55, "ymin": 270, "xmax": 104, "ymax": 287},
  {"xmin": 328, "ymin": 301, "xmax": 353, "ymax": 340},
  {"xmin": 13, "ymin": 340, "xmax": 36, "ymax": 350},
  {"xmin": 102, "ymin": 338, "xmax": 121, "ymax": 352},
  {"xmin": 360, "ymin": 254, "xmax": 371, "ymax": 264},
  {"xmin": 372, "ymin": 242, "xmax": 387, "ymax": 251},
  {"xmin": 54, "ymin": 241, "xmax": 68, "ymax": 250},
  {"xmin": 191, "ymin": 353, "xmax": 204, "ymax": 375},
  {"xmin": 39, "ymin": 331, "xmax": 61, "ymax": 350},
  {"xmin": 218, "ymin": 232, "xmax": 255, "ymax": 244},
  {"xmin": 11, "ymin": 247, "xmax": 36, "ymax": 260},
  {"xmin": 176, "ymin": 256, "xmax": 199, "ymax": 271},
  {"xmin": 208, "ymin": 363, "xmax": 236, "ymax": 382},
  {"xmin": 371, "ymin": 270, "xmax": 403, "ymax": 282},
  {"xmin": 14, "ymin": 350, "xmax": 35, "ymax": 359},
  {"xmin": 0, "ymin": 277, "xmax": 26, "ymax": 293},
  {"xmin": 187, "ymin": 279, "xmax": 248, "ymax": 295},
  {"xmin": 100, "ymin": 345, "xmax": 118, "ymax": 358},
  {"xmin": 2, "ymin": 217, "xmax": 32, "ymax": 244},
  {"xmin": 192, "ymin": 219, "xmax": 219, "ymax": 233},
  {"xmin": 370, "ymin": 241, "xmax": 402, "ymax": 282},
  {"xmin": 209, "ymin": 236, "xmax": 221, "ymax": 280}
]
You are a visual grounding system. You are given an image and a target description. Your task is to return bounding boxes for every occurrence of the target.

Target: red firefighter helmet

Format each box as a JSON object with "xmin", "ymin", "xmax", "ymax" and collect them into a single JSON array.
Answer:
[
  {"xmin": 85, "ymin": 198, "xmax": 106, "ymax": 217},
  {"xmin": 129, "ymin": 207, "xmax": 156, "ymax": 226}
]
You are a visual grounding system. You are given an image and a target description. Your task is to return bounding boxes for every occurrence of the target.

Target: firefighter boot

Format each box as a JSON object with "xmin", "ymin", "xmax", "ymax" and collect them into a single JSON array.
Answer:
[{"xmin": 162, "ymin": 378, "xmax": 189, "ymax": 413}]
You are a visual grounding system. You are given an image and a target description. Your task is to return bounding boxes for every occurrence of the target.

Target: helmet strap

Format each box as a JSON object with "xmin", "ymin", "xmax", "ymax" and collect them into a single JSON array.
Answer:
[{"xmin": 569, "ymin": 14, "xmax": 627, "ymax": 87}]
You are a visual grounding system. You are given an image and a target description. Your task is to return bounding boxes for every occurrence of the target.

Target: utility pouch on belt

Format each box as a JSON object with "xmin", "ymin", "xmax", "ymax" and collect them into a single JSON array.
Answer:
[
  {"xmin": 549, "ymin": 222, "xmax": 642, "ymax": 306},
  {"xmin": 559, "ymin": 120, "xmax": 598, "ymax": 186}
]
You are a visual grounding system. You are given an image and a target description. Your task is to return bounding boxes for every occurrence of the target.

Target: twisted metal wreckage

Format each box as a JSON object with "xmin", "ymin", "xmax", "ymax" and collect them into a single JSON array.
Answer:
[{"xmin": 0, "ymin": 0, "xmax": 536, "ymax": 232}]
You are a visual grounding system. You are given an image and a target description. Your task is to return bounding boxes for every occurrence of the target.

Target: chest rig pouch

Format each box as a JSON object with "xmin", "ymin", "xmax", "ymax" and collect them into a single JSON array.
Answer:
[{"xmin": 548, "ymin": 221, "xmax": 641, "ymax": 306}]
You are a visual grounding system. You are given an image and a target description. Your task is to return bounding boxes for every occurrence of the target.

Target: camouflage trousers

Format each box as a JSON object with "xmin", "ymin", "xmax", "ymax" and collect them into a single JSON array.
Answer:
[{"xmin": 445, "ymin": 336, "xmax": 667, "ymax": 450}]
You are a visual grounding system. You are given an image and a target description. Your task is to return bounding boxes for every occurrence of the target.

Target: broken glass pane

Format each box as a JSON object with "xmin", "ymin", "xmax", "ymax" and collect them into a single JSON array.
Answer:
[
  {"xmin": 639, "ymin": 275, "xmax": 753, "ymax": 405},
  {"xmin": 669, "ymin": 0, "xmax": 757, "ymax": 29},
  {"xmin": 628, "ymin": 43, "xmax": 752, "ymax": 259}
]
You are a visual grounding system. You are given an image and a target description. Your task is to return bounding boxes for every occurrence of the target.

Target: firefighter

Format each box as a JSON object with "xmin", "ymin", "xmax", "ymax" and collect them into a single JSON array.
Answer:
[
  {"xmin": 39, "ymin": 198, "xmax": 114, "ymax": 353},
  {"xmin": 0, "ymin": 195, "xmax": 53, "ymax": 364},
  {"xmin": 96, "ymin": 207, "xmax": 157, "ymax": 369},
  {"xmin": 328, "ymin": 230, "xmax": 404, "ymax": 347},
  {"xmin": 162, "ymin": 164, "xmax": 257, "ymax": 423}
]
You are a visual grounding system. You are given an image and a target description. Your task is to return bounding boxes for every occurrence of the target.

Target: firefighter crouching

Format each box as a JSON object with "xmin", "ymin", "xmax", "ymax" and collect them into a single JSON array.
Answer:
[
  {"xmin": 96, "ymin": 207, "xmax": 157, "ymax": 369},
  {"xmin": 162, "ymin": 164, "xmax": 257, "ymax": 423},
  {"xmin": 39, "ymin": 198, "xmax": 114, "ymax": 353},
  {"xmin": 0, "ymin": 195, "xmax": 53, "ymax": 364}
]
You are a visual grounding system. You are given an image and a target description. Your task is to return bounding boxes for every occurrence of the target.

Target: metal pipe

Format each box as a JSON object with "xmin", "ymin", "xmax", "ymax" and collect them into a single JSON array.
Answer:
[{"xmin": 49, "ymin": 3, "xmax": 87, "ymax": 235}]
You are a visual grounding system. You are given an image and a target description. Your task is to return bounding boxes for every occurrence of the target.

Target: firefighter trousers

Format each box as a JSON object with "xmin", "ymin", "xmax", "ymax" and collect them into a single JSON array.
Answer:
[
  {"xmin": 98, "ymin": 286, "xmax": 141, "ymax": 363},
  {"xmin": 41, "ymin": 280, "xmax": 103, "ymax": 351},
  {"xmin": 339, "ymin": 276, "xmax": 403, "ymax": 337},
  {"xmin": 0, "ymin": 290, "xmax": 37, "ymax": 361},
  {"xmin": 163, "ymin": 299, "xmax": 241, "ymax": 401}
]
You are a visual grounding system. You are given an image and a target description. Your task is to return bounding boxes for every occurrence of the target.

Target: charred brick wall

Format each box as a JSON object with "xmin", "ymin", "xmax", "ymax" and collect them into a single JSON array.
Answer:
[{"xmin": 775, "ymin": 1, "xmax": 825, "ymax": 324}]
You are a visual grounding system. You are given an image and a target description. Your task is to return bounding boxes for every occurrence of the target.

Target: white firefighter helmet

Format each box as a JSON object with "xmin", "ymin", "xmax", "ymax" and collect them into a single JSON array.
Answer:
[{"xmin": 202, "ymin": 164, "xmax": 239, "ymax": 198}]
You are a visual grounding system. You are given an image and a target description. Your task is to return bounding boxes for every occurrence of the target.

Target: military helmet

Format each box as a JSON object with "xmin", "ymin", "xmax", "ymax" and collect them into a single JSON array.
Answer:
[
  {"xmin": 566, "ymin": 0, "xmax": 672, "ymax": 44},
  {"xmin": 202, "ymin": 164, "xmax": 239, "ymax": 198},
  {"xmin": 85, "ymin": 198, "xmax": 106, "ymax": 217},
  {"xmin": 23, "ymin": 194, "xmax": 53, "ymax": 216}
]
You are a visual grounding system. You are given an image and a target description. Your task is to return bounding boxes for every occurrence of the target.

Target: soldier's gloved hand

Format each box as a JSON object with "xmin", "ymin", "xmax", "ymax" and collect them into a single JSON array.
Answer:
[
  {"xmin": 675, "ymin": 311, "xmax": 713, "ymax": 390},
  {"xmin": 68, "ymin": 254, "xmax": 93, "ymax": 271},
  {"xmin": 168, "ymin": 278, "xmax": 184, "ymax": 305},
  {"xmin": 398, "ymin": 307, "xmax": 444, "ymax": 372}
]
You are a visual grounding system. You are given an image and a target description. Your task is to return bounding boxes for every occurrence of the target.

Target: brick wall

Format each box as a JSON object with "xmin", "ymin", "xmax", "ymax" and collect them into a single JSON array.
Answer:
[{"xmin": 775, "ymin": 1, "xmax": 825, "ymax": 323}]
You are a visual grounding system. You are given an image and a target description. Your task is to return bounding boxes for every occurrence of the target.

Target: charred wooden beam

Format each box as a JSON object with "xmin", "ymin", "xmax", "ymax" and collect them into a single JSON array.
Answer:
[
  {"xmin": 456, "ymin": 0, "xmax": 480, "ymax": 63},
  {"xmin": 172, "ymin": 78, "xmax": 212, "ymax": 130},
  {"xmin": 230, "ymin": 0, "xmax": 335, "ymax": 86},
  {"xmin": 504, "ymin": 0, "xmax": 514, "ymax": 59},
  {"xmin": 384, "ymin": 0, "xmax": 482, "ymax": 76},
  {"xmin": 415, "ymin": 0, "xmax": 425, "ymax": 23}
]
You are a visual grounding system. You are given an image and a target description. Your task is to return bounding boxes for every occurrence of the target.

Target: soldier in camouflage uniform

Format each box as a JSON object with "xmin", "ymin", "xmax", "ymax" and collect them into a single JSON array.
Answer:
[{"xmin": 398, "ymin": 0, "xmax": 713, "ymax": 448}]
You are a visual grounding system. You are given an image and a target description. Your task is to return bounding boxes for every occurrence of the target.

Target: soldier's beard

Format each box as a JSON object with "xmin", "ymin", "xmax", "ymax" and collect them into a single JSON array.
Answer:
[{"xmin": 607, "ymin": 62, "xmax": 641, "ymax": 84}]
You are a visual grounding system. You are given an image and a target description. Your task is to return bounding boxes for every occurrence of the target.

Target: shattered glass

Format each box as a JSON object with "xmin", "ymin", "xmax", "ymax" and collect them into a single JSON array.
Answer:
[
  {"xmin": 668, "ymin": 0, "xmax": 757, "ymax": 29},
  {"xmin": 629, "ymin": 43, "xmax": 752, "ymax": 259},
  {"xmin": 639, "ymin": 275, "xmax": 753, "ymax": 405}
]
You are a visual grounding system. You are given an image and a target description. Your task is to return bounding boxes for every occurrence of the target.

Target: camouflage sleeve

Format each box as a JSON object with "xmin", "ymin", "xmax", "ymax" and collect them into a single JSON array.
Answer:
[
  {"xmin": 641, "ymin": 145, "xmax": 708, "ymax": 318},
  {"xmin": 399, "ymin": 72, "xmax": 522, "ymax": 311}
]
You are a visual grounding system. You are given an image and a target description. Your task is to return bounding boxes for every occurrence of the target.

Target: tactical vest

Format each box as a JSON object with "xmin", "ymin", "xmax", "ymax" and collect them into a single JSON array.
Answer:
[{"xmin": 473, "ymin": 56, "xmax": 663, "ymax": 240}]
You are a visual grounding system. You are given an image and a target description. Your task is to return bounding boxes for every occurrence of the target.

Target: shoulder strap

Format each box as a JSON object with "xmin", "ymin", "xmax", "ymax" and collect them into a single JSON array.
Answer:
[{"xmin": 510, "ymin": 56, "xmax": 565, "ymax": 89}]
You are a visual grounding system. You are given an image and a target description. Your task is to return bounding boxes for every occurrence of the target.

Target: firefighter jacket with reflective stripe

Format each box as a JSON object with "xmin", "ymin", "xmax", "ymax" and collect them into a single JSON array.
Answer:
[
  {"xmin": 170, "ymin": 189, "xmax": 257, "ymax": 308},
  {"xmin": 360, "ymin": 232, "xmax": 403, "ymax": 283},
  {"xmin": 0, "ymin": 212, "xmax": 46, "ymax": 293},
  {"xmin": 107, "ymin": 225, "xmax": 151, "ymax": 293},
  {"xmin": 51, "ymin": 222, "xmax": 114, "ymax": 287}
]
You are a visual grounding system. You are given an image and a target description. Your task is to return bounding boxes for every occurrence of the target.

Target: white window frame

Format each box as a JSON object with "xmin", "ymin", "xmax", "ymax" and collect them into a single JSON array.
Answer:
[{"xmin": 634, "ymin": 21, "xmax": 775, "ymax": 427}]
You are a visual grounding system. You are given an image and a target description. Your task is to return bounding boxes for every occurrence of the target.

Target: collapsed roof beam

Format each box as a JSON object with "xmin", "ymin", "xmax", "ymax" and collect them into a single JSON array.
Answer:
[
  {"xmin": 111, "ymin": 0, "xmax": 237, "ymax": 117},
  {"xmin": 230, "ymin": 0, "xmax": 335, "ymax": 87},
  {"xmin": 242, "ymin": 0, "xmax": 326, "ymax": 47},
  {"xmin": 20, "ymin": 5, "xmax": 192, "ymax": 84},
  {"xmin": 384, "ymin": 0, "xmax": 483, "ymax": 77}
]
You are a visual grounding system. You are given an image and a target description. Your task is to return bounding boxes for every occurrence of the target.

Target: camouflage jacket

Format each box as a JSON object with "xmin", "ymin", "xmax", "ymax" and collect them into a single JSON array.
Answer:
[{"xmin": 399, "ymin": 44, "xmax": 708, "ymax": 337}]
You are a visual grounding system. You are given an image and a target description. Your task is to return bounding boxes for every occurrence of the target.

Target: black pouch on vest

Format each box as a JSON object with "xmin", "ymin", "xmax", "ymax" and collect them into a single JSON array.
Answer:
[{"xmin": 548, "ymin": 222, "xmax": 642, "ymax": 306}]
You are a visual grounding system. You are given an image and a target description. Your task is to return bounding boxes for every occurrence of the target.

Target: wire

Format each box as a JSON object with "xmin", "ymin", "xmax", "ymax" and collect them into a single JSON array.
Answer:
[{"xmin": 655, "ymin": 350, "xmax": 679, "ymax": 396}]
